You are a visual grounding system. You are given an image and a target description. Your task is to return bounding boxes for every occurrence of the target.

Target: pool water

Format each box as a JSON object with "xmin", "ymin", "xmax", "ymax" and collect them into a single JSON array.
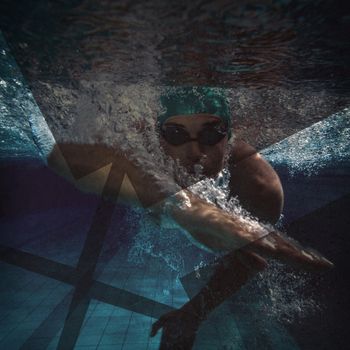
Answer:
[{"xmin": 1, "ymin": 1, "xmax": 350, "ymax": 349}]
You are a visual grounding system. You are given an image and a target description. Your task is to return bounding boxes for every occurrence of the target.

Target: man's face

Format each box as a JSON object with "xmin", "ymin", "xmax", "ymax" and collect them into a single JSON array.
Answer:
[{"xmin": 160, "ymin": 114, "xmax": 229, "ymax": 177}]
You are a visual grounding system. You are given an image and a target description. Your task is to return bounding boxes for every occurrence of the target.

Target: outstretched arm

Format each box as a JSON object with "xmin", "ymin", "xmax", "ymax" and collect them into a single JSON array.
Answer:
[{"xmin": 48, "ymin": 142, "xmax": 332, "ymax": 270}]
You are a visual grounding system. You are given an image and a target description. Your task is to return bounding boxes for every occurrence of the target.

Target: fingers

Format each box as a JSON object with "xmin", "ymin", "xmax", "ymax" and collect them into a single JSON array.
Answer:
[
  {"xmin": 158, "ymin": 320, "xmax": 197, "ymax": 350},
  {"xmin": 150, "ymin": 317, "xmax": 165, "ymax": 337},
  {"xmin": 150, "ymin": 310, "xmax": 200, "ymax": 350},
  {"xmin": 247, "ymin": 231, "xmax": 334, "ymax": 271},
  {"xmin": 159, "ymin": 332, "xmax": 196, "ymax": 350}
]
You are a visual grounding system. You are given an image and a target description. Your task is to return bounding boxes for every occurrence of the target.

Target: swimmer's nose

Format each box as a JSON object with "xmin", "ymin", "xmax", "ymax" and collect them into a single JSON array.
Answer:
[{"xmin": 187, "ymin": 140, "xmax": 203, "ymax": 163}]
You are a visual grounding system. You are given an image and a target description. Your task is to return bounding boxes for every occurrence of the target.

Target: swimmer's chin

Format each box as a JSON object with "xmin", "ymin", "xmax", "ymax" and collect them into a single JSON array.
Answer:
[{"xmin": 189, "ymin": 164, "xmax": 205, "ymax": 177}]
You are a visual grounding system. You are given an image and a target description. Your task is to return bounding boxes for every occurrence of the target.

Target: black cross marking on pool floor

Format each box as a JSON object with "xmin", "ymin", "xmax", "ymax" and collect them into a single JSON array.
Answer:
[
  {"xmin": 1, "ymin": 30, "xmax": 347, "ymax": 350},
  {"xmin": 0, "ymin": 244, "xmax": 174, "ymax": 319},
  {"xmin": 0, "ymin": 162, "xmax": 176, "ymax": 349},
  {"xmin": 0, "ymin": 159, "xmax": 275, "ymax": 349},
  {"xmin": 1, "ymin": 159, "xmax": 345, "ymax": 349}
]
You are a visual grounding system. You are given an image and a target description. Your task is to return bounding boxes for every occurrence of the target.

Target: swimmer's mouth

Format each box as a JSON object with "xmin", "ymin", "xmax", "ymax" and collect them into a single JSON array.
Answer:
[
  {"xmin": 192, "ymin": 164, "xmax": 205, "ymax": 176},
  {"xmin": 185, "ymin": 163, "xmax": 215, "ymax": 178},
  {"xmin": 175, "ymin": 157, "xmax": 216, "ymax": 178}
]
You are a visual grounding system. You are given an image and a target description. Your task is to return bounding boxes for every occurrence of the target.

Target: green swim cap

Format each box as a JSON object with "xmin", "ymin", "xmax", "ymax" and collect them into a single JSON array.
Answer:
[{"xmin": 158, "ymin": 86, "xmax": 232, "ymax": 138}]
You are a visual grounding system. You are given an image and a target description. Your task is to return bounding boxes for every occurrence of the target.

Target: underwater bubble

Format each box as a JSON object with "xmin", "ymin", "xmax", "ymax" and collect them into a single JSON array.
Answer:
[
  {"xmin": 255, "ymin": 261, "xmax": 321, "ymax": 324},
  {"xmin": 262, "ymin": 108, "xmax": 350, "ymax": 176}
]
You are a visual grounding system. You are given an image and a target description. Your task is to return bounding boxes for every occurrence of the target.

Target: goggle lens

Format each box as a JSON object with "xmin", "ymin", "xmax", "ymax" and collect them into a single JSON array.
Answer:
[
  {"xmin": 161, "ymin": 126, "xmax": 190, "ymax": 145},
  {"xmin": 161, "ymin": 125, "xmax": 227, "ymax": 146}
]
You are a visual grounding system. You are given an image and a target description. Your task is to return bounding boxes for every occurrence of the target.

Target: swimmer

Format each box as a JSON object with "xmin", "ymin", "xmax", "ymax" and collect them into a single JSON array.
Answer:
[
  {"xmin": 149, "ymin": 86, "xmax": 333, "ymax": 349},
  {"xmin": 47, "ymin": 86, "xmax": 333, "ymax": 349}
]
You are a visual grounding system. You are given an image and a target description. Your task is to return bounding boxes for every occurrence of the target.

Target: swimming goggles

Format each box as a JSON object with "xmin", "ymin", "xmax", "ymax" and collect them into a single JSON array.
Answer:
[{"xmin": 160, "ymin": 124, "xmax": 228, "ymax": 146}]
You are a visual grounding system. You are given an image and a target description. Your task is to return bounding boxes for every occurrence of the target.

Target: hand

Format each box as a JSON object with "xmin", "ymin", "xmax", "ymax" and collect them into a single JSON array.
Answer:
[
  {"xmin": 150, "ymin": 308, "xmax": 202, "ymax": 350},
  {"xmin": 245, "ymin": 231, "xmax": 334, "ymax": 271}
]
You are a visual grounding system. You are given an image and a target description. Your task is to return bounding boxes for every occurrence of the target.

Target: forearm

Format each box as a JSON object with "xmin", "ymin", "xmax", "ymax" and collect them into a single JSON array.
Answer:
[
  {"xmin": 47, "ymin": 142, "xmax": 267, "ymax": 248},
  {"xmin": 181, "ymin": 250, "xmax": 267, "ymax": 321},
  {"xmin": 155, "ymin": 188, "xmax": 332, "ymax": 271},
  {"xmin": 48, "ymin": 143, "xmax": 332, "ymax": 270},
  {"xmin": 165, "ymin": 189, "xmax": 270, "ymax": 252}
]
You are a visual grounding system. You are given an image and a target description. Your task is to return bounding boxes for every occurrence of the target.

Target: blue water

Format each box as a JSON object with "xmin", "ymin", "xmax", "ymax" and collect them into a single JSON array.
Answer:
[
  {"xmin": 0, "ymin": 35, "xmax": 40, "ymax": 162},
  {"xmin": 1, "ymin": 2, "xmax": 350, "ymax": 349}
]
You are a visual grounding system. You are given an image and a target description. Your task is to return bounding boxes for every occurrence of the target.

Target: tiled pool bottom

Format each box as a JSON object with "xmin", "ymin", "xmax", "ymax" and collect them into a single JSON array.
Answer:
[
  {"xmin": 0, "ymin": 247, "xmax": 243, "ymax": 349},
  {"xmin": 0, "ymin": 254, "xmax": 298, "ymax": 350},
  {"xmin": 0, "ymin": 164, "xmax": 301, "ymax": 350},
  {"xmin": 0, "ymin": 216, "xmax": 183, "ymax": 350},
  {"xmin": 0, "ymin": 268, "xmax": 164, "ymax": 349},
  {"xmin": 1, "ymin": 143, "xmax": 350, "ymax": 350}
]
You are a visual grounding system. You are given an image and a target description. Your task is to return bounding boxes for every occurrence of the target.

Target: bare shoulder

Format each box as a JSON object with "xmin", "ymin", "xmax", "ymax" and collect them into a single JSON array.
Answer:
[
  {"xmin": 229, "ymin": 139, "xmax": 258, "ymax": 165},
  {"xmin": 228, "ymin": 139, "xmax": 273, "ymax": 176},
  {"xmin": 228, "ymin": 139, "xmax": 283, "ymax": 223}
]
